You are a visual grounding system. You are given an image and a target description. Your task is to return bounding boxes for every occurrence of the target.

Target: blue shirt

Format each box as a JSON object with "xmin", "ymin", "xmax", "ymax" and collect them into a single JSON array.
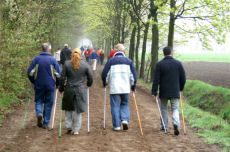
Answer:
[{"xmin": 27, "ymin": 52, "xmax": 61, "ymax": 91}]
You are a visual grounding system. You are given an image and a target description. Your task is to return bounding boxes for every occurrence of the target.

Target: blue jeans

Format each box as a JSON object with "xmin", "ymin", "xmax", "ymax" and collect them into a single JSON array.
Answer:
[
  {"xmin": 160, "ymin": 98, "xmax": 180, "ymax": 130},
  {"xmin": 35, "ymin": 90, "xmax": 54, "ymax": 126},
  {"xmin": 110, "ymin": 94, "xmax": 130, "ymax": 128}
]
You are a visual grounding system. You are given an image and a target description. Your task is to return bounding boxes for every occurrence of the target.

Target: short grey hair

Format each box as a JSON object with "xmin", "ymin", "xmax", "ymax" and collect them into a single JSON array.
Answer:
[
  {"xmin": 114, "ymin": 43, "xmax": 125, "ymax": 52},
  {"xmin": 42, "ymin": 43, "xmax": 52, "ymax": 52}
]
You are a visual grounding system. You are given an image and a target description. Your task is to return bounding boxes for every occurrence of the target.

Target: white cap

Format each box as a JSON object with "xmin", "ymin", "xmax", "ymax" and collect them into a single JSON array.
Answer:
[{"xmin": 64, "ymin": 44, "xmax": 68, "ymax": 47}]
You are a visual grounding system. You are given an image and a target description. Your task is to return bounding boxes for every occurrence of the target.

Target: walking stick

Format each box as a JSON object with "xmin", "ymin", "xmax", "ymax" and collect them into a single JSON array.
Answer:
[
  {"xmin": 22, "ymin": 86, "xmax": 33, "ymax": 129},
  {"xmin": 133, "ymin": 93, "xmax": 143, "ymax": 136},
  {"xmin": 51, "ymin": 89, "xmax": 58, "ymax": 129},
  {"xmin": 87, "ymin": 88, "xmax": 90, "ymax": 133},
  {"xmin": 155, "ymin": 97, "xmax": 167, "ymax": 133},
  {"xmin": 103, "ymin": 88, "xmax": 106, "ymax": 129},
  {"xmin": 180, "ymin": 93, "xmax": 186, "ymax": 134},
  {"xmin": 59, "ymin": 93, "xmax": 63, "ymax": 137}
]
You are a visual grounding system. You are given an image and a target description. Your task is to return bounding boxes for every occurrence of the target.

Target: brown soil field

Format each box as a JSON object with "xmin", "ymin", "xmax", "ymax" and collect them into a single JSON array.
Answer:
[
  {"xmin": 0, "ymin": 65, "xmax": 223, "ymax": 152},
  {"xmin": 183, "ymin": 62, "xmax": 230, "ymax": 88}
]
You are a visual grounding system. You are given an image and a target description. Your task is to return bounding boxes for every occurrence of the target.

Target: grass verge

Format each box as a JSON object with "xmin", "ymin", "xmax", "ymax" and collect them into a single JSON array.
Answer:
[{"xmin": 138, "ymin": 79, "xmax": 230, "ymax": 151}]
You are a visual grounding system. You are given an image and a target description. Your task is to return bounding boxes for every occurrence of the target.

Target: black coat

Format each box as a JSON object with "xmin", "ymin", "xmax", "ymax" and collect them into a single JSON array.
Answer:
[
  {"xmin": 60, "ymin": 48, "xmax": 72, "ymax": 65},
  {"xmin": 59, "ymin": 60, "xmax": 93, "ymax": 113},
  {"xmin": 152, "ymin": 56, "xmax": 186, "ymax": 99}
]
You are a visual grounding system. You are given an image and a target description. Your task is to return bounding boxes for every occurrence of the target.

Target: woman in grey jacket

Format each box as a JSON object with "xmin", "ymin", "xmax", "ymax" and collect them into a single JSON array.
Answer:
[{"xmin": 59, "ymin": 48, "xmax": 93, "ymax": 135}]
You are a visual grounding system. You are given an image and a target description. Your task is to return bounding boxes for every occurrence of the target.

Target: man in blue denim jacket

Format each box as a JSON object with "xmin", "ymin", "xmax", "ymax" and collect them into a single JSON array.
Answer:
[
  {"xmin": 102, "ymin": 43, "xmax": 137, "ymax": 131},
  {"xmin": 152, "ymin": 46, "xmax": 186, "ymax": 135},
  {"xmin": 27, "ymin": 43, "xmax": 61, "ymax": 129}
]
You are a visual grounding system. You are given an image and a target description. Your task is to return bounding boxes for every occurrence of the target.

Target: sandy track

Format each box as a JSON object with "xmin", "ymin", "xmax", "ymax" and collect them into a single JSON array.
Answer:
[{"xmin": 0, "ymin": 65, "xmax": 222, "ymax": 152}]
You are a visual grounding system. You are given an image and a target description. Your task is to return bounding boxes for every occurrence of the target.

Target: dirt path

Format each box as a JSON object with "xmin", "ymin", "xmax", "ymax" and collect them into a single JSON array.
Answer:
[
  {"xmin": 183, "ymin": 62, "xmax": 230, "ymax": 89},
  {"xmin": 0, "ymin": 66, "xmax": 222, "ymax": 152}
]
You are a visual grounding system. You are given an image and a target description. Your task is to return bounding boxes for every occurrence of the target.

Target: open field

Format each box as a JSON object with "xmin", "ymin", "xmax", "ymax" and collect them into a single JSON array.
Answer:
[
  {"xmin": 175, "ymin": 52, "xmax": 230, "ymax": 63},
  {"xmin": 183, "ymin": 62, "xmax": 230, "ymax": 89}
]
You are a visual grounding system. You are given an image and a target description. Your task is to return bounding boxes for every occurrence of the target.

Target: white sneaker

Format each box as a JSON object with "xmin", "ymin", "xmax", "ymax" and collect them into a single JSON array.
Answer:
[
  {"xmin": 73, "ymin": 132, "xmax": 79, "ymax": 135},
  {"xmin": 113, "ymin": 127, "xmax": 121, "ymax": 131},
  {"xmin": 121, "ymin": 121, "xmax": 129, "ymax": 130}
]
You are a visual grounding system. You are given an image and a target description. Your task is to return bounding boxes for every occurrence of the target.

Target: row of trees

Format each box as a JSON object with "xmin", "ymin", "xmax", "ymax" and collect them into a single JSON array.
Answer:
[
  {"xmin": 0, "ymin": 0, "xmax": 83, "ymax": 109},
  {"xmin": 0, "ymin": 0, "xmax": 229, "ymax": 110},
  {"xmin": 81, "ymin": 0, "xmax": 230, "ymax": 81}
]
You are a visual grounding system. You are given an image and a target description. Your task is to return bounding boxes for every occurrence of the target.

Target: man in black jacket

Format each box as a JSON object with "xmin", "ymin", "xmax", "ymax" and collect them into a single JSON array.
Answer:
[
  {"xmin": 60, "ymin": 44, "xmax": 72, "ymax": 66},
  {"xmin": 152, "ymin": 46, "xmax": 186, "ymax": 136}
]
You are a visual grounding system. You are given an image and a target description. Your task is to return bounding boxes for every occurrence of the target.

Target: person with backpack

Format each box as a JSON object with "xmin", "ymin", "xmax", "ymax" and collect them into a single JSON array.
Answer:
[
  {"xmin": 152, "ymin": 46, "xmax": 186, "ymax": 136},
  {"xmin": 60, "ymin": 44, "xmax": 72, "ymax": 66},
  {"xmin": 27, "ymin": 43, "xmax": 61, "ymax": 129},
  {"xmin": 59, "ymin": 48, "xmax": 93, "ymax": 135},
  {"xmin": 101, "ymin": 43, "xmax": 137, "ymax": 131}
]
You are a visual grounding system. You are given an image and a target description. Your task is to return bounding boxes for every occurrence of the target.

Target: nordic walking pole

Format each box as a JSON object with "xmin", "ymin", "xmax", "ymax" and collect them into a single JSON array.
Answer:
[
  {"xmin": 180, "ymin": 92, "xmax": 186, "ymax": 134},
  {"xmin": 133, "ymin": 92, "xmax": 143, "ymax": 136},
  {"xmin": 103, "ymin": 87, "xmax": 106, "ymax": 129},
  {"xmin": 155, "ymin": 97, "xmax": 167, "ymax": 133},
  {"xmin": 59, "ymin": 93, "xmax": 63, "ymax": 137},
  {"xmin": 51, "ymin": 89, "xmax": 58, "ymax": 129},
  {"xmin": 87, "ymin": 88, "xmax": 90, "ymax": 133},
  {"xmin": 22, "ymin": 86, "xmax": 33, "ymax": 129}
]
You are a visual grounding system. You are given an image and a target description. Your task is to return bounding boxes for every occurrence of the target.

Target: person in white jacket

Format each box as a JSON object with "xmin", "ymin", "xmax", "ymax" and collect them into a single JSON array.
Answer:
[{"xmin": 101, "ymin": 43, "xmax": 137, "ymax": 131}]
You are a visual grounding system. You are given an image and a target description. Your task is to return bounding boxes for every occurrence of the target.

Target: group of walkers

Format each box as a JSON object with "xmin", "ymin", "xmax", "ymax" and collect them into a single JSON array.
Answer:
[
  {"xmin": 84, "ymin": 48, "xmax": 105, "ymax": 66},
  {"xmin": 27, "ymin": 42, "xmax": 186, "ymax": 136}
]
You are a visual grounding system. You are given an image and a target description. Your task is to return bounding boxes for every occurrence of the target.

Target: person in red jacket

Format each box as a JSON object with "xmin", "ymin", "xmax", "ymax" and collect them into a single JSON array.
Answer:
[
  {"xmin": 84, "ymin": 49, "xmax": 90, "ymax": 63},
  {"xmin": 108, "ymin": 49, "xmax": 116, "ymax": 59}
]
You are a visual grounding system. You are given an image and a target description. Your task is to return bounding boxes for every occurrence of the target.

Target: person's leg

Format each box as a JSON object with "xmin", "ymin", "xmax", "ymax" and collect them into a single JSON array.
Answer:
[
  {"xmin": 160, "ymin": 98, "xmax": 168, "ymax": 130},
  {"xmin": 35, "ymin": 90, "xmax": 45, "ymax": 127},
  {"xmin": 110, "ymin": 94, "xmax": 121, "ymax": 129},
  {"xmin": 170, "ymin": 98, "xmax": 180, "ymax": 135},
  {"xmin": 43, "ymin": 90, "xmax": 54, "ymax": 127},
  {"xmin": 65, "ymin": 110, "xmax": 73, "ymax": 132},
  {"xmin": 72, "ymin": 111, "xmax": 82, "ymax": 134},
  {"xmin": 120, "ymin": 94, "xmax": 130, "ymax": 130},
  {"xmin": 120, "ymin": 94, "xmax": 130, "ymax": 122},
  {"xmin": 35, "ymin": 90, "xmax": 44, "ymax": 116}
]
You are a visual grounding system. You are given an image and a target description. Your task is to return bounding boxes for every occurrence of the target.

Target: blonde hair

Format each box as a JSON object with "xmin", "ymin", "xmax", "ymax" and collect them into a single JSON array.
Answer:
[{"xmin": 71, "ymin": 48, "xmax": 82, "ymax": 70}]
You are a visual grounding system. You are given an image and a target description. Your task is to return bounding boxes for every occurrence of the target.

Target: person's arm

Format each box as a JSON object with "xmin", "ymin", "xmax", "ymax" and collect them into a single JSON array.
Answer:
[
  {"xmin": 27, "ymin": 58, "xmax": 37, "ymax": 84},
  {"xmin": 101, "ymin": 60, "xmax": 111, "ymax": 87},
  {"xmin": 86, "ymin": 64, "xmax": 93, "ymax": 87},
  {"xmin": 53, "ymin": 60, "xmax": 61, "ymax": 87},
  {"xmin": 60, "ymin": 51, "xmax": 64, "ymax": 65},
  {"xmin": 152, "ymin": 62, "xmax": 160, "ymax": 96},
  {"xmin": 59, "ymin": 62, "xmax": 67, "ymax": 92},
  {"xmin": 130, "ymin": 61, "xmax": 138, "ymax": 92},
  {"xmin": 179, "ymin": 62, "xmax": 186, "ymax": 91}
]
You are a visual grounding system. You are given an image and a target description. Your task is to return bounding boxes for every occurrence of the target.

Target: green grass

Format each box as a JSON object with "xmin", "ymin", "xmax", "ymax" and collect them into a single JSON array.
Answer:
[
  {"xmin": 184, "ymin": 80, "xmax": 230, "ymax": 123},
  {"xmin": 138, "ymin": 79, "xmax": 230, "ymax": 151},
  {"xmin": 171, "ymin": 52, "xmax": 230, "ymax": 63},
  {"xmin": 137, "ymin": 51, "xmax": 230, "ymax": 63}
]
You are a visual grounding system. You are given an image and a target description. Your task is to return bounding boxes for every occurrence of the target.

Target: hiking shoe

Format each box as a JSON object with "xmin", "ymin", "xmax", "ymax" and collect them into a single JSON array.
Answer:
[
  {"xmin": 122, "ymin": 121, "xmax": 129, "ymax": 130},
  {"xmin": 37, "ymin": 115, "xmax": 43, "ymax": 128},
  {"xmin": 66, "ymin": 129, "xmax": 72, "ymax": 134},
  {"xmin": 42, "ymin": 125, "xmax": 48, "ymax": 129},
  {"xmin": 72, "ymin": 131, "xmax": 79, "ymax": 135},
  {"xmin": 113, "ymin": 127, "xmax": 121, "ymax": 131},
  {"xmin": 173, "ymin": 125, "xmax": 180, "ymax": 136},
  {"xmin": 160, "ymin": 128, "xmax": 167, "ymax": 132}
]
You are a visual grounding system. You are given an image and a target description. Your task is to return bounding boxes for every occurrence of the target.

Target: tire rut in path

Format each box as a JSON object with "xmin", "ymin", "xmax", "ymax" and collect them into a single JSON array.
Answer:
[{"xmin": 0, "ymin": 65, "xmax": 222, "ymax": 152}]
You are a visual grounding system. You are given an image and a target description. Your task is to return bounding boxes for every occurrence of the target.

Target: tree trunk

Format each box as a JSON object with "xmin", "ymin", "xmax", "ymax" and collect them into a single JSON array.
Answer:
[
  {"xmin": 150, "ymin": 4, "xmax": 159, "ymax": 82},
  {"xmin": 140, "ymin": 15, "xmax": 151, "ymax": 78},
  {"xmin": 121, "ymin": 14, "xmax": 126, "ymax": 43},
  {"xmin": 129, "ymin": 20, "xmax": 136, "ymax": 61},
  {"xmin": 167, "ymin": 0, "xmax": 176, "ymax": 47},
  {"xmin": 135, "ymin": 21, "xmax": 141, "ymax": 74},
  {"xmin": 0, "ymin": 0, "xmax": 2, "ymax": 48}
]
